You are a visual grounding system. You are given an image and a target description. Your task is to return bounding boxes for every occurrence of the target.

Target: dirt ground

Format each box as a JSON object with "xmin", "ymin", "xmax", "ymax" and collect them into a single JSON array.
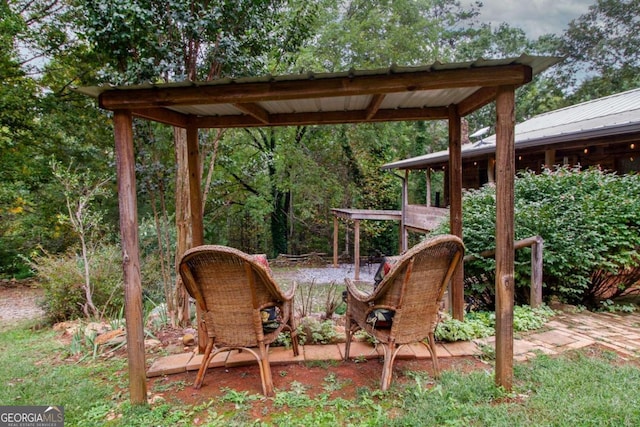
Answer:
[{"xmin": 147, "ymin": 353, "xmax": 491, "ymax": 418}]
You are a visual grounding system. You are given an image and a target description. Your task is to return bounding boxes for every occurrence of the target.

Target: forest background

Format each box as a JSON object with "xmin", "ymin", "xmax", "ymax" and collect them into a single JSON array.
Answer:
[{"xmin": 2, "ymin": 0, "xmax": 639, "ymax": 321}]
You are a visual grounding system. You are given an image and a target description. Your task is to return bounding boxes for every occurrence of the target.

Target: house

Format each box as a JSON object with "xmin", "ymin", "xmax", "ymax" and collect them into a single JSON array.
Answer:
[{"xmin": 383, "ymin": 87, "xmax": 640, "ymax": 202}]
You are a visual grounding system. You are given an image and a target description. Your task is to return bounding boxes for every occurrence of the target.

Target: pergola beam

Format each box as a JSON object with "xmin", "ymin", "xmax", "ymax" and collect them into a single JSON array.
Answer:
[
  {"xmin": 194, "ymin": 106, "xmax": 450, "ymax": 128},
  {"xmin": 132, "ymin": 107, "xmax": 190, "ymax": 128},
  {"xmin": 99, "ymin": 65, "xmax": 532, "ymax": 110},
  {"xmin": 366, "ymin": 94, "xmax": 386, "ymax": 119},
  {"xmin": 233, "ymin": 103, "xmax": 271, "ymax": 124},
  {"xmin": 458, "ymin": 87, "xmax": 499, "ymax": 116}
]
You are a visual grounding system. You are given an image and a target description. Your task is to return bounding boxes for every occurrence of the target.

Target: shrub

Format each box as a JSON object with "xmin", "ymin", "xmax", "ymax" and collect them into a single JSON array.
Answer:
[
  {"xmin": 296, "ymin": 317, "xmax": 339, "ymax": 345},
  {"xmin": 436, "ymin": 167, "xmax": 640, "ymax": 309},
  {"xmin": 435, "ymin": 305, "xmax": 555, "ymax": 342},
  {"xmin": 33, "ymin": 245, "xmax": 124, "ymax": 322}
]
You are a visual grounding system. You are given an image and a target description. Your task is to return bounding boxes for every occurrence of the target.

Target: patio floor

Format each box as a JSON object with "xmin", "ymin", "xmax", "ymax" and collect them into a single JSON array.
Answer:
[{"xmin": 147, "ymin": 309, "xmax": 640, "ymax": 378}]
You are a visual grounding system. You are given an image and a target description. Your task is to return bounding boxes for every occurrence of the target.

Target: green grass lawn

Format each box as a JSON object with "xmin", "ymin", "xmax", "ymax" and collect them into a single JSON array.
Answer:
[{"xmin": 2, "ymin": 319, "xmax": 640, "ymax": 426}]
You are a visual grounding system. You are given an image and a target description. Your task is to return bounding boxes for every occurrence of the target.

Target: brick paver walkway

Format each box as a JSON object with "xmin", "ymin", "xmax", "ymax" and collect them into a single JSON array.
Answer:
[{"xmin": 147, "ymin": 310, "xmax": 640, "ymax": 377}]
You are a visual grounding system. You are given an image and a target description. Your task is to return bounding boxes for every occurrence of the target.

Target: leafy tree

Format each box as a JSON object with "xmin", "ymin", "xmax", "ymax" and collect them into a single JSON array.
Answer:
[
  {"xmin": 297, "ymin": 0, "xmax": 483, "ymax": 71},
  {"xmin": 75, "ymin": 0, "xmax": 320, "ymax": 323},
  {"xmin": 51, "ymin": 161, "xmax": 112, "ymax": 318},
  {"xmin": 1, "ymin": 0, "xmax": 116, "ymax": 277},
  {"xmin": 558, "ymin": 0, "xmax": 640, "ymax": 102}
]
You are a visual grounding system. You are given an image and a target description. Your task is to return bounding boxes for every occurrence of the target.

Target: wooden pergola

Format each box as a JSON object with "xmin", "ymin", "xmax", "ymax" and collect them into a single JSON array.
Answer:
[{"xmin": 78, "ymin": 55, "xmax": 560, "ymax": 404}]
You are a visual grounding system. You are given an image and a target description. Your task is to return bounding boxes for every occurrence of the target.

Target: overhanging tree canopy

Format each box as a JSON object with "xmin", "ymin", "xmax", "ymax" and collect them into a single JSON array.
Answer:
[{"xmin": 78, "ymin": 54, "xmax": 560, "ymax": 404}]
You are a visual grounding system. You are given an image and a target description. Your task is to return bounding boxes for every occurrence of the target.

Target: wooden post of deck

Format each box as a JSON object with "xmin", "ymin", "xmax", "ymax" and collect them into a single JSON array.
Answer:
[
  {"xmin": 333, "ymin": 216, "xmax": 339, "ymax": 267},
  {"xmin": 448, "ymin": 105, "xmax": 464, "ymax": 321},
  {"xmin": 354, "ymin": 219, "xmax": 360, "ymax": 280},
  {"xmin": 531, "ymin": 236, "xmax": 543, "ymax": 308},
  {"xmin": 113, "ymin": 110, "xmax": 147, "ymax": 405},
  {"xmin": 495, "ymin": 86, "xmax": 516, "ymax": 391},
  {"xmin": 544, "ymin": 149, "xmax": 556, "ymax": 169},
  {"xmin": 187, "ymin": 124, "xmax": 203, "ymax": 247},
  {"xmin": 426, "ymin": 168, "xmax": 432, "ymax": 207},
  {"xmin": 401, "ymin": 170, "xmax": 409, "ymax": 252}
]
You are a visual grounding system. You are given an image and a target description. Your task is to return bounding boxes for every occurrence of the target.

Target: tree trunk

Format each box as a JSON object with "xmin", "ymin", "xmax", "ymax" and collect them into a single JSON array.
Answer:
[
  {"xmin": 271, "ymin": 189, "xmax": 290, "ymax": 257},
  {"xmin": 174, "ymin": 127, "xmax": 191, "ymax": 326}
]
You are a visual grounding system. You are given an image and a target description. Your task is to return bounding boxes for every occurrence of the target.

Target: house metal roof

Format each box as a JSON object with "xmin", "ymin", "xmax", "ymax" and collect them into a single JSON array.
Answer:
[
  {"xmin": 383, "ymin": 87, "xmax": 640, "ymax": 170},
  {"xmin": 77, "ymin": 55, "xmax": 560, "ymax": 129}
]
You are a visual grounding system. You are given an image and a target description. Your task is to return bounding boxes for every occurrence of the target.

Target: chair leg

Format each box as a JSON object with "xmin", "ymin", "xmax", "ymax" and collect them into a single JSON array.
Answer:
[
  {"xmin": 288, "ymin": 318, "xmax": 300, "ymax": 357},
  {"xmin": 380, "ymin": 341, "xmax": 398, "ymax": 391},
  {"xmin": 426, "ymin": 332, "xmax": 440, "ymax": 378},
  {"xmin": 257, "ymin": 343, "xmax": 274, "ymax": 397},
  {"xmin": 344, "ymin": 316, "xmax": 355, "ymax": 360},
  {"xmin": 194, "ymin": 337, "xmax": 215, "ymax": 389}
]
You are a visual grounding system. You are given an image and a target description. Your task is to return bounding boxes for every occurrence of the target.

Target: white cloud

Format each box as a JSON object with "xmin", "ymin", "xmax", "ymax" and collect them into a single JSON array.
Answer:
[{"xmin": 471, "ymin": 0, "xmax": 595, "ymax": 38}]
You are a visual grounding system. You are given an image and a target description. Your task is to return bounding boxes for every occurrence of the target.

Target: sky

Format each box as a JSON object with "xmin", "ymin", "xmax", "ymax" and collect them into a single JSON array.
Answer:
[{"xmin": 471, "ymin": 0, "xmax": 596, "ymax": 39}]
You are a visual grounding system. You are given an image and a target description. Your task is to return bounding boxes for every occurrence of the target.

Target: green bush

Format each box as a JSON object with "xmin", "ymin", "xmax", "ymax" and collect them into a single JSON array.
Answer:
[
  {"xmin": 437, "ymin": 167, "xmax": 640, "ymax": 308},
  {"xmin": 33, "ymin": 245, "xmax": 124, "ymax": 322},
  {"xmin": 435, "ymin": 305, "xmax": 555, "ymax": 342}
]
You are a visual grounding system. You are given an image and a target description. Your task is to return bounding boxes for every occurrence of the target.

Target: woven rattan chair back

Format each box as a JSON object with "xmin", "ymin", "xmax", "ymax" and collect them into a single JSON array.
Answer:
[
  {"xmin": 179, "ymin": 245, "xmax": 299, "ymax": 396},
  {"xmin": 344, "ymin": 234, "xmax": 464, "ymax": 390}
]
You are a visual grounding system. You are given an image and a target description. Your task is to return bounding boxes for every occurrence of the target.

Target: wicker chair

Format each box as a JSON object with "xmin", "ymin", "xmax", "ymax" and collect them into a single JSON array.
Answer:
[
  {"xmin": 179, "ymin": 245, "xmax": 299, "ymax": 396},
  {"xmin": 344, "ymin": 234, "xmax": 464, "ymax": 391}
]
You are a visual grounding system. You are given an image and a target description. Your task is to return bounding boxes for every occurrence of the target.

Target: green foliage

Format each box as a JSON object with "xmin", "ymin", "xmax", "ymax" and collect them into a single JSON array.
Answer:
[
  {"xmin": 558, "ymin": 0, "xmax": 640, "ymax": 100},
  {"xmin": 438, "ymin": 167, "xmax": 640, "ymax": 308},
  {"xmin": 598, "ymin": 299, "xmax": 637, "ymax": 313},
  {"xmin": 32, "ymin": 245, "xmax": 124, "ymax": 322},
  {"xmin": 436, "ymin": 305, "xmax": 555, "ymax": 342},
  {"xmin": 435, "ymin": 313, "xmax": 494, "ymax": 342},
  {"xmin": 296, "ymin": 317, "xmax": 339, "ymax": 345}
]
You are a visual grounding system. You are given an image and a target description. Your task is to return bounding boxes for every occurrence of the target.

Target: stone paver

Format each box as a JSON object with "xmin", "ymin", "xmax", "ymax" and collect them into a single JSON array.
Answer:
[
  {"xmin": 147, "ymin": 352, "xmax": 193, "ymax": 377},
  {"xmin": 146, "ymin": 311, "xmax": 640, "ymax": 377},
  {"xmin": 527, "ymin": 330, "xmax": 579, "ymax": 347},
  {"xmin": 304, "ymin": 344, "xmax": 343, "ymax": 361}
]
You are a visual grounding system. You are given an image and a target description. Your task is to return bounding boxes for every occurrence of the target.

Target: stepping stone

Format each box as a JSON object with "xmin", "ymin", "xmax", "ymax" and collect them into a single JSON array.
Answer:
[
  {"xmin": 513, "ymin": 338, "xmax": 546, "ymax": 355},
  {"xmin": 147, "ymin": 352, "xmax": 193, "ymax": 377},
  {"xmin": 337, "ymin": 341, "xmax": 382, "ymax": 360},
  {"xmin": 395, "ymin": 344, "xmax": 416, "ymax": 360},
  {"xmin": 225, "ymin": 349, "xmax": 260, "ymax": 367},
  {"xmin": 304, "ymin": 344, "xmax": 343, "ymax": 361},
  {"xmin": 406, "ymin": 342, "xmax": 434, "ymax": 359},
  {"xmin": 442, "ymin": 340, "xmax": 480, "ymax": 356},
  {"xmin": 528, "ymin": 330, "xmax": 577, "ymax": 347},
  {"xmin": 268, "ymin": 346, "xmax": 305, "ymax": 365},
  {"xmin": 186, "ymin": 351, "xmax": 227, "ymax": 371}
]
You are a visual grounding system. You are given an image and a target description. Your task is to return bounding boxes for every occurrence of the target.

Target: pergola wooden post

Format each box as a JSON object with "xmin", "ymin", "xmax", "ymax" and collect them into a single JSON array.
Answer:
[
  {"xmin": 494, "ymin": 85, "xmax": 516, "ymax": 389},
  {"xmin": 113, "ymin": 110, "xmax": 147, "ymax": 405},
  {"xmin": 448, "ymin": 105, "xmax": 464, "ymax": 320},
  {"xmin": 186, "ymin": 123, "xmax": 206, "ymax": 352}
]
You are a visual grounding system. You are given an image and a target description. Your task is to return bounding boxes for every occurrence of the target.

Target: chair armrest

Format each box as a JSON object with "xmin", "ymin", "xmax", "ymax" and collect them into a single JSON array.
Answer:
[
  {"xmin": 345, "ymin": 278, "xmax": 373, "ymax": 303},
  {"xmin": 281, "ymin": 280, "xmax": 297, "ymax": 301}
]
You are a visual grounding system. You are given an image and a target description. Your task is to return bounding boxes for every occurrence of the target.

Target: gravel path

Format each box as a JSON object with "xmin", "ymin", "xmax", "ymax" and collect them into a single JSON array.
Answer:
[
  {"xmin": 276, "ymin": 263, "xmax": 378, "ymax": 284},
  {"xmin": 0, "ymin": 264, "xmax": 376, "ymax": 324},
  {"xmin": 0, "ymin": 284, "xmax": 45, "ymax": 323}
]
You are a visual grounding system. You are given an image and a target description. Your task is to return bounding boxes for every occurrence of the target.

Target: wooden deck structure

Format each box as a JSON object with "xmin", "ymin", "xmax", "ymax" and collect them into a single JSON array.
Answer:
[
  {"xmin": 330, "ymin": 204, "xmax": 448, "ymax": 281},
  {"xmin": 78, "ymin": 55, "xmax": 561, "ymax": 404},
  {"xmin": 331, "ymin": 208, "xmax": 402, "ymax": 280}
]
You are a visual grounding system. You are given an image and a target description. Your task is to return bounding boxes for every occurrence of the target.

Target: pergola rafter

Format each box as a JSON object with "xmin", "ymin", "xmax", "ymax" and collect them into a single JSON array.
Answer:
[{"xmin": 78, "ymin": 55, "xmax": 561, "ymax": 405}]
